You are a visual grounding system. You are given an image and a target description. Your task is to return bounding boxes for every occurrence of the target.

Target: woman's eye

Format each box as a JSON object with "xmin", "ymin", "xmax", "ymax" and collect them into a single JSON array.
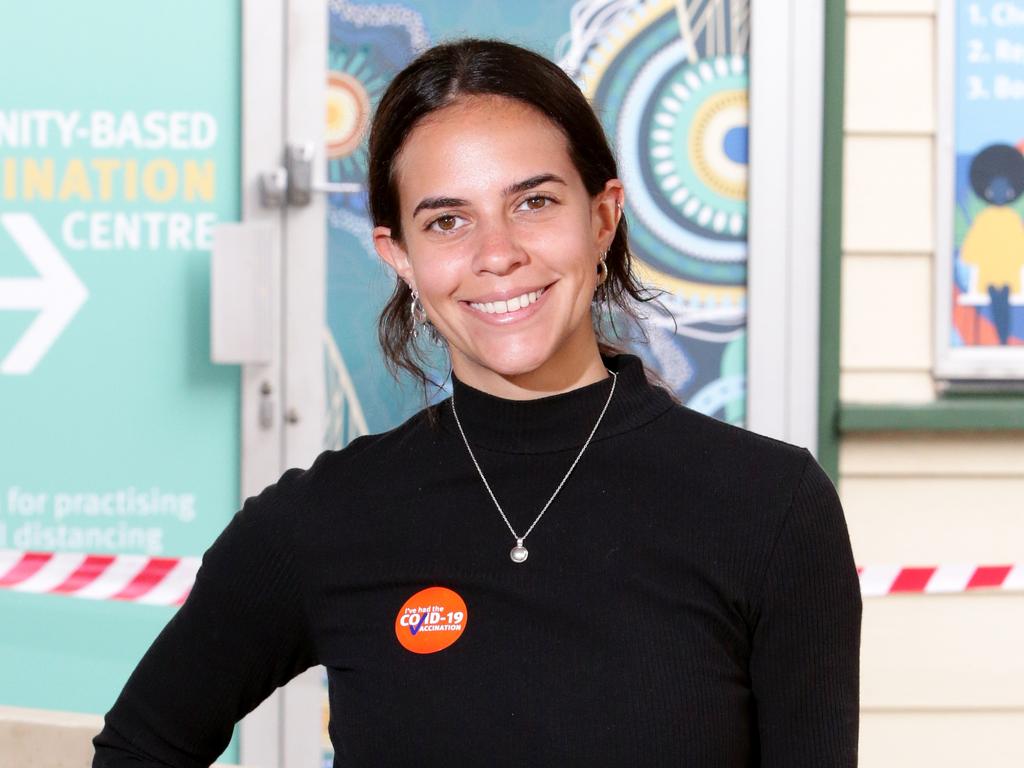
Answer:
[
  {"xmin": 428, "ymin": 214, "xmax": 464, "ymax": 233},
  {"xmin": 519, "ymin": 195, "xmax": 552, "ymax": 211}
]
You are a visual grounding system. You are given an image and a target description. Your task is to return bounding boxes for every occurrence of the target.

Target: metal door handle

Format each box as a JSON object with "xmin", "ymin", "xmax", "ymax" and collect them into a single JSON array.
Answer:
[
  {"xmin": 259, "ymin": 380, "xmax": 275, "ymax": 429},
  {"xmin": 259, "ymin": 143, "xmax": 363, "ymax": 208}
]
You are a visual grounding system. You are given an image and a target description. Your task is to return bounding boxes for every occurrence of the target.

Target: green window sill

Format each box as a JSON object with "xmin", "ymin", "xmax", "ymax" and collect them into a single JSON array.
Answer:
[{"xmin": 838, "ymin": 398, "xmax": 1024, "ymax": 432}]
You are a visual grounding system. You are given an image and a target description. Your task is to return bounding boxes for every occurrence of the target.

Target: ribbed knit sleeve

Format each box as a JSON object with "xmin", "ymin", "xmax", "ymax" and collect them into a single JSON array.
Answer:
[
  {"xmin": 749, "ymin": 449, "xmax": 862, "ymax": 767},
  {"xmin": 92, "ymin": 468, "xmax": 318, "ymax": 768}
]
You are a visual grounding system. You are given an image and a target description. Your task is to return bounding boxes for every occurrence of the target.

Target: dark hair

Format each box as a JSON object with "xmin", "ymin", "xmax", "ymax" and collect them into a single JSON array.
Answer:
[
  {"xmin": 367, "ymin": 37, "xmax": 676, "ymax": 415},
  {"xmin": 969, "ymin": 143, "xmax": 1024, "ymax": 205}
]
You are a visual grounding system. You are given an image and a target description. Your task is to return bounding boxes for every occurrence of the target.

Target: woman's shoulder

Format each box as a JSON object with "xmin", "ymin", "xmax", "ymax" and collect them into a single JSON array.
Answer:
[
  {"xmin": 650, "ymin": 396, "xmax": 814, "ymax": 480},
  {"xmin": 262, "ymin": 403, "xmax": 443, "ymax": 504}
]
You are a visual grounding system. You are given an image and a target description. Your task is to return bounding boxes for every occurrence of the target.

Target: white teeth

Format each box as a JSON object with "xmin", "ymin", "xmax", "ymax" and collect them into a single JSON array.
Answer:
[{"xmin": 469, "ymin": 286, "xmax": 545, "ymax": 315}]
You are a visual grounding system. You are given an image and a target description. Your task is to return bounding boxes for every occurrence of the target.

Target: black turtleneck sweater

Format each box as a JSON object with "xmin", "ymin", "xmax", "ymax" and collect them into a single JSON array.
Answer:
[{"xmin": 93, "ymin": 352, "xmax": 861, "ymax": 767}]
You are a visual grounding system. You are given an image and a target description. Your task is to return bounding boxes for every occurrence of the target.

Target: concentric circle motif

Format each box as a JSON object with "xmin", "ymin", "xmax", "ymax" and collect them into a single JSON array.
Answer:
[
  {"xmin": 578, "ymin": 0, "xmax": 749, "ymax": 301},
  {"xmin": 647, "ymin": 55, "xmax": 748, "ymax": 239},
  {"xmin": 326, "ymin": 70, "xmax": 370, "ymax": 159},
  {"xmin": 324, "ymin": 17, "xmax": 410, "ymax": 200},
  {"xmin": 563, "ymin": 0, "xmax": 749, "ymax": 422},
  {"xmin": 690, "ymin": 93, "xmax": 748, "ymax": 201}
]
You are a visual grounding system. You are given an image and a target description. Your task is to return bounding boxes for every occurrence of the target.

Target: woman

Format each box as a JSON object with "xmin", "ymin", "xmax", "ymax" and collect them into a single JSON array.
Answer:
[{"xmin": 94, "ymin": 39, "xmax": 861, "ymax": 767}]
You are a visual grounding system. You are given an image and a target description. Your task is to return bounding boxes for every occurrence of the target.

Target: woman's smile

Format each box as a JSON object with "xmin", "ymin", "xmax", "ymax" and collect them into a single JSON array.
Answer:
[{"xmin": 459, "ymin": 281, "xmax": 556, "ymax": 325}]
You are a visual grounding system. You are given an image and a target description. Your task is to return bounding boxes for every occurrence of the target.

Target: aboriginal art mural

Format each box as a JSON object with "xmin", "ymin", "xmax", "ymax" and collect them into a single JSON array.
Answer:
[
  {"xmin": 950, "ymin": 1, "xmax": 1024, "ymax": 350},
  {"xmin": 322, "ymin": 0, "xmax": 750, "ymax": 456},
  {"xmin": 321, "ymin": 1, "xmax": 748, "ymax": 762}
]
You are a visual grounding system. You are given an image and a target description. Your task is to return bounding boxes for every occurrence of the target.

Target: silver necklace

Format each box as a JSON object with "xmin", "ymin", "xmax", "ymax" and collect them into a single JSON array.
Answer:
[{"xmin": 450, "ymin": 369, "xmax": 619, "ymax": 564}]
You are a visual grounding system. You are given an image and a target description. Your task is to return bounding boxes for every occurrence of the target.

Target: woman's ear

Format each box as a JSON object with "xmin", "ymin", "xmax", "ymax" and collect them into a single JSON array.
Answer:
[
  {"xmin": 592, "ymin": 179, "xmax": 625, "ymax": 248},
  {"xmin": 373, "ymin": 226, "xmax": 413, "ymax": 286}
]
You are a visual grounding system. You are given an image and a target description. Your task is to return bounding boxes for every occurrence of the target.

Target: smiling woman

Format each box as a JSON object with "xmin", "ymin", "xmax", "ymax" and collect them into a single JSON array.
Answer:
[
  {"xmin": 92, "ymin": 38, "xmax": 860, "ymax": 768},
  {"xmin": 367, "ymin": 39, "xmax": 668, "ymax": 407},
  {"xmin": 372, "ymin": 93, "xmax": 626, "ymax": 399}
]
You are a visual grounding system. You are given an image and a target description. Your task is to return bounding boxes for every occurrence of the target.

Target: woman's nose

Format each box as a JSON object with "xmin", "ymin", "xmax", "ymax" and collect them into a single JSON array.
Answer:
[{"xmin": 472, "ymin": 220, "xmax": 527, "ymax": 275}]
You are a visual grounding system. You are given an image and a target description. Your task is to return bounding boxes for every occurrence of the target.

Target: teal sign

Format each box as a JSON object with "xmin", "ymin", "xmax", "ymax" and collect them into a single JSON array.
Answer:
[{"xmin": 0, "ymin": 2, "xmax": 241, "ymax": 759}]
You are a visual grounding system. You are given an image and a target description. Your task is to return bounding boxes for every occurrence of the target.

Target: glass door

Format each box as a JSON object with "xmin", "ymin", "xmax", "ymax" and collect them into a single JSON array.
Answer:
[{"xmin": 279, "ymin": 2, "xmax": 753, "ymax": 766}]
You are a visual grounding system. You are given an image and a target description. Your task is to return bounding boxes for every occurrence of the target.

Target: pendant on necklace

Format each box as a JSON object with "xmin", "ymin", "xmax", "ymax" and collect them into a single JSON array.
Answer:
[{"xmin": 510, "ymin": 538, "xmax": 529, "ymax": 564}]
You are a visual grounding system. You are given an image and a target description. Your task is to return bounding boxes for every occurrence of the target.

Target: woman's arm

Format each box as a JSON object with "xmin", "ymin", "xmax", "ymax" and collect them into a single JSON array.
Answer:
[
  {"xmin": 92, "ymin": 467, "xmax": 319, "ymax": 767},
  {"xmin": 749, "ymin": 449, "xmax": 863, "ymax": 767}
]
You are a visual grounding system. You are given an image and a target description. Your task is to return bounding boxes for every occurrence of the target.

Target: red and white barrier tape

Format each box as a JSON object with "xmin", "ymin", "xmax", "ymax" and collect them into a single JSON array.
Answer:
[
  {"xmin": 2, "ymin": 550, "xmax": 1024, "ymax": 603},
  {"xmin": 857, "ymin": 564, "xmax": 1024, "ymax": 597},
  {"xmin": 0, "ymin": 549, "xmax": 199, "ymax": 605}
]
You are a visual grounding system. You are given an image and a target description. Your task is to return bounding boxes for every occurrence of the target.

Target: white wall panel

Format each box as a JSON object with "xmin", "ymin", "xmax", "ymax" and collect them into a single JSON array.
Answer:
[
  {"xmin": 861, "ymin": 710, "xmax": 1024, "ymax": 767},
  {"xmin": 843, "ymin": 137, "xmax": 934, "ymax": 253},
  {"xmin": 862, "ymin": 596, "xmax": 1024, "ymax": 709},
  {"xmin": 841, "ymin": 433, "xmax": 1024, "ymax": 476},
  {"xmin": 846, "ymin": 17, "xmax": 935, "ymax": 133},
  {"xmin": 848, "ymin": 0, "xmax": 936, "ymax": 13},
  {"xmin": 841, "ymin": 255, "xmax": 932, "ymax": 369},
  {"xmin": 839, "ymin": 371, "xmax": 936, "ymax": 402},
  {"xmin": 840, "ymin": 476, "xmax": 1024, "ymax": 563}
]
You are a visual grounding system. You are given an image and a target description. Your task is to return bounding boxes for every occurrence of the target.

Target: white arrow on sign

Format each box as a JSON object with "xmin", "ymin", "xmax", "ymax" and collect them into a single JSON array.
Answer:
[{"xmin": 0, "ymin": 213, "xmax": 88, "ymax": 375}]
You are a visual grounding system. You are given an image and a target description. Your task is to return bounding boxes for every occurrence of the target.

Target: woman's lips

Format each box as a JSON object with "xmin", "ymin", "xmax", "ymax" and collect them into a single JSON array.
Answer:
[{"xmin": 460, "ymin": 282, "xmax": 554, "ymax": 325}]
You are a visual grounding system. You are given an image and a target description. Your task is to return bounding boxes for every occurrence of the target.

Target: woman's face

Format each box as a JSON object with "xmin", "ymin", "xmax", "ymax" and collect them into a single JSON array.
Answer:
[{"xmin": 373, "ymin": 94, "xmax": 622, "ymax": 390}]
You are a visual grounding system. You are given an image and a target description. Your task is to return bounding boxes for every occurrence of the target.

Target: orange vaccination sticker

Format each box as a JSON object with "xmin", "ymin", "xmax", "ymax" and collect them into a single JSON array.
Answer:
[{"xmin": 394, "ymin": 586, "xmax": 468, "ymax": 654}]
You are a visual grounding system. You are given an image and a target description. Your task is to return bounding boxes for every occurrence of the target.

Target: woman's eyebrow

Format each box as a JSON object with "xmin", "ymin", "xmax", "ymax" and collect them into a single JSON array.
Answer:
[
  {"xmin": 412, "ymin": 196, "xmax": 466, "ymax": 218},
  {"xmin": 503, "ymin": 173, "xmax": 567, "ymax": 197},
  {"xmin": 411, "ymin": 174, "xmax": 567, "ymax": 219}
]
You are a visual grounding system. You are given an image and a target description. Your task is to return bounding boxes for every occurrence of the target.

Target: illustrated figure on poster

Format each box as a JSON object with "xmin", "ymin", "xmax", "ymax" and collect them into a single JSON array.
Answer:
[{"xmin": 960, "ymin": 143, "xmax": 1024, "ymax": 344}]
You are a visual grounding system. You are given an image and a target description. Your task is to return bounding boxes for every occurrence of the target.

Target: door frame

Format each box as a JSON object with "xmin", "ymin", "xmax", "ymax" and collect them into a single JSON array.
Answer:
[
  {"xmin": 280, "ymin": 0, "xmax": 329, "ymax": 766},
  {"xmin": 238, "ymin": 0, "xmax": 287, "ymax": 764},
  {"xmin": 747, "ymin": 0, "xmax": 826, "ymax": 453},
  {"xmin": 238, "ymin": 0, "xmax": 327, "ymax": 765}
]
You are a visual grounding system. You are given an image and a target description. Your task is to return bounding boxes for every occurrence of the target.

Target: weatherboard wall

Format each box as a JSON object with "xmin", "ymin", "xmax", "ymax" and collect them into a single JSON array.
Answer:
[{"xmin": 840, "ymin": 1, "xmax": 1024, "ymax": 764}]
